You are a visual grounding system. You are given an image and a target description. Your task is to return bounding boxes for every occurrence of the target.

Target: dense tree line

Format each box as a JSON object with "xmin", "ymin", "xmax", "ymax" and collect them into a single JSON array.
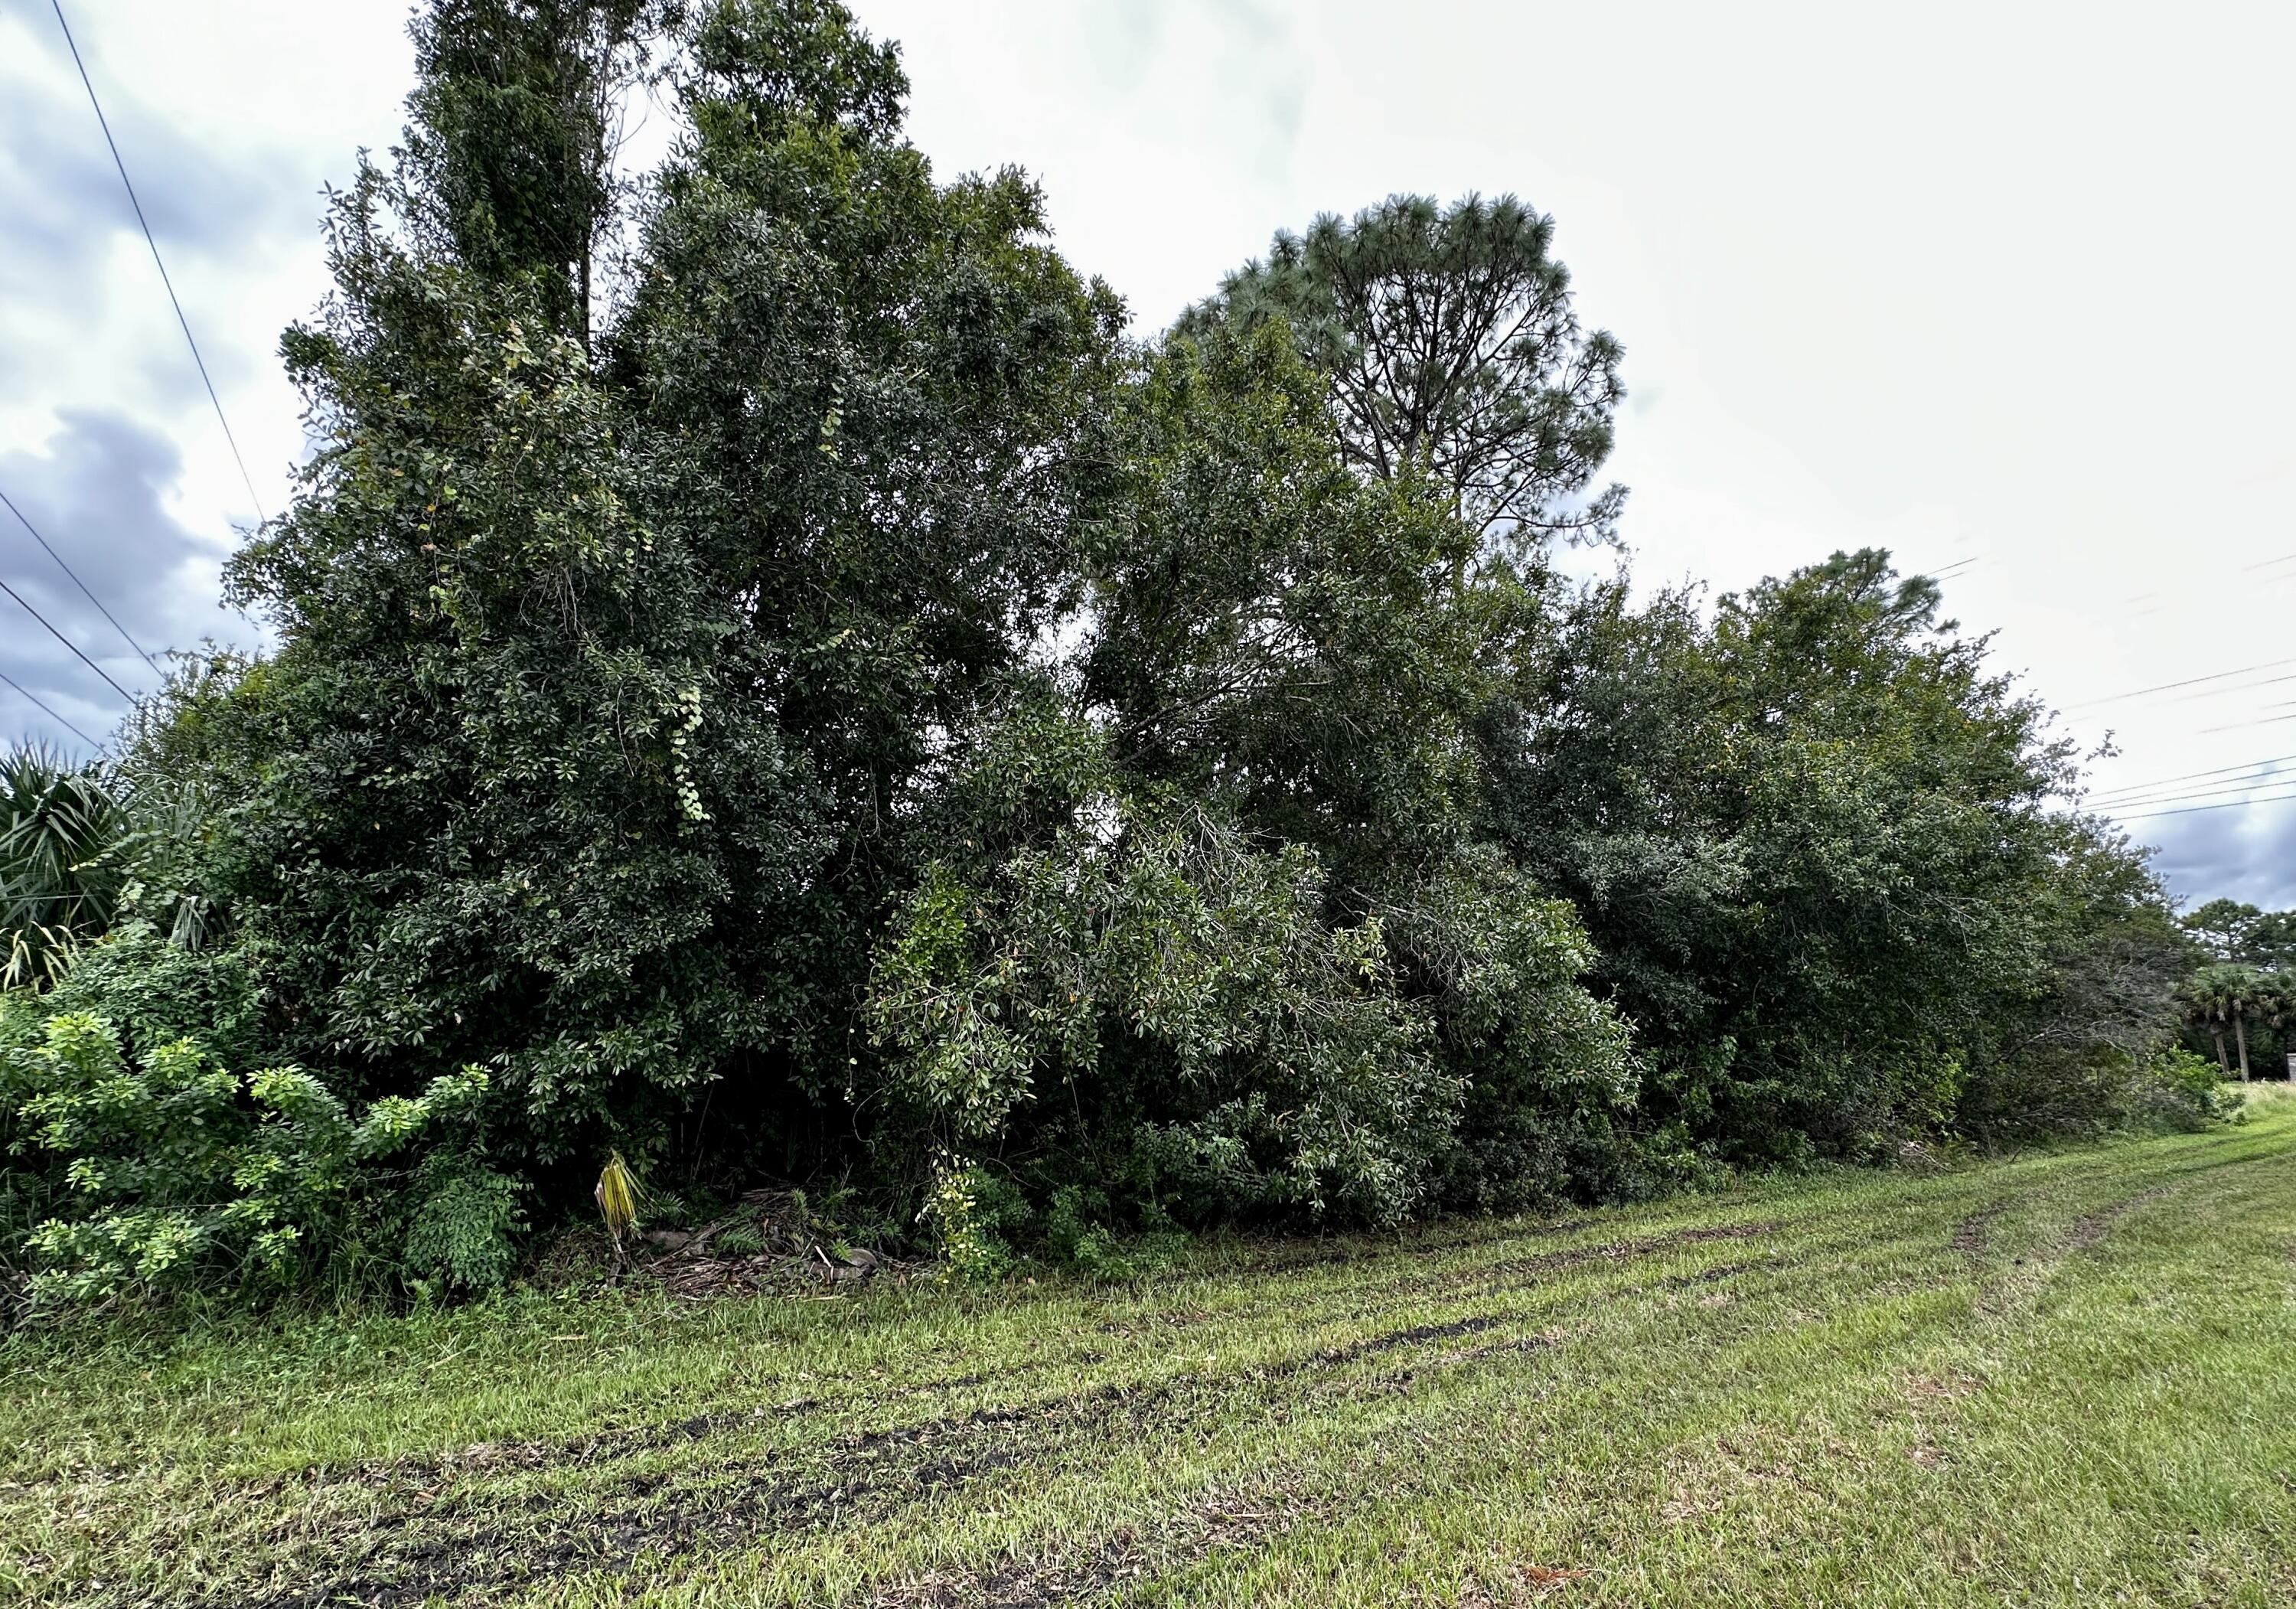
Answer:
[
  {"xmin": 2170, "ymin": 899, "xmax": 2296, "ymax": 1082},
  {"xmin": 0, "ymin": 0, "xmax": 2223, "ymax": 1304}
]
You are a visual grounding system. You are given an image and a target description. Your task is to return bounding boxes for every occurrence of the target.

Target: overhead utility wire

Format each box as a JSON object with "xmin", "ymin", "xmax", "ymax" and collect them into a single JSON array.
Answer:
[
  {"xmin": 2090, "ymin": 775, "xmax": 2296, "ymax": 811},
  {"xmin": 2082, "ymin": 752, "xmax": 2296, "ymax": 801},
  {"xmin": 2091, "ymin": 774, "xmax": 2296, "ymax": 812},
  {"xmin": 2117, "ymin": 788, "xmax": 2296, "ymax": 822},
  {"xmin": 0, "ymin": 573, "xmax": 138, "ymax": 703},
  {"xmin": 0, "ymin": 668, "xmax": 97, "ymax": 748},
  {"xmin": 51, "ymin": 0, "xmax": 266, "ymax": 524},
  {"xmin": 2197, "ymin": 711, "xmax": 2296, "ymax": 737},
  {"xmin": 2151, "ymin": 670, "xmax": 2296, "ymax": 708},
  {"xmin": 0, "ymin": 485, "xmax": 159, "ymax": 670},
  {"xmin": 2067, "ymin": 655, "xmax": 2296, "ymax": 712}
]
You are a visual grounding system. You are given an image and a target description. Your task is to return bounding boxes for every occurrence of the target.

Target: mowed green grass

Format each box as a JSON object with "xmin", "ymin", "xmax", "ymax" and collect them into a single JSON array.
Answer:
[{"xmin": 5, "ymin": 1091, "xmax": 2294, "ymax": 1607}]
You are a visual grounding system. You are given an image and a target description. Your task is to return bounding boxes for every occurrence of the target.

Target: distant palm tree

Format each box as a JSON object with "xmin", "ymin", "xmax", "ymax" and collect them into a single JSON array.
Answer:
[
  {"xmin": 2177, "ymin": 972, "xmax": 2227, "ymax": 1071},
  {"xmin": 2256, "ymin": 973, "xmax": 2296, "ymax": 1082},
  {"xmin": 2232, "ymin": 977, "xmax": 2255, "ymax": 1082},
  {"xmin": 2179, "ymin": 964, "xmax": 2265, "ymax": 1082}
]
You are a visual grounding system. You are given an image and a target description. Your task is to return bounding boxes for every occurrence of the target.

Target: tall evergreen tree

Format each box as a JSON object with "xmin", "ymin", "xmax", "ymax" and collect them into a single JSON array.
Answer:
[
  {"xmin": 1181, "ymin": 193, "xmax": 1626, "ymax": 550},
  {"xmin": 213, "ymin": 0, "xmax": 1123, "ymax": 1174},
  {"xmin": 403, "ymin": 0, "xmax": 649, "ymax": 350}
]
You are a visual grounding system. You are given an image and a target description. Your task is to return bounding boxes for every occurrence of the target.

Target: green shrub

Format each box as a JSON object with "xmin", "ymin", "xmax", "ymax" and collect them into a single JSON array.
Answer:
[
  {"xmin": 11, "ymin": 922, "xmax": 269, "ymax": 1072},
  {"xmin": 918, "ymin": 1160, "xmax": 1028, "ymax": 1281},
  {"xmin": 400, "ymin": 1151, "xmax": 527, "ymax": 1297},
  {"xmin": 2131, "ymin": 1048, "xmax": 2243, "ymax": 1131},
  {"xmin": 1, "ymin": 1010, "xmax": 503, "ymax": 1306},
  {"xmin": 1042, "ymin": 1185, "xmax": 1183, "ymax": 1281}
]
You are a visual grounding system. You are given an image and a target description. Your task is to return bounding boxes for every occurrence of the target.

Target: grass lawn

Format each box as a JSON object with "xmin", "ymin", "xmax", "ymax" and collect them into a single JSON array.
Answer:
[{"xmin": 4, "ymin": 1088, "xmax": 2292, "ymax": 1607}]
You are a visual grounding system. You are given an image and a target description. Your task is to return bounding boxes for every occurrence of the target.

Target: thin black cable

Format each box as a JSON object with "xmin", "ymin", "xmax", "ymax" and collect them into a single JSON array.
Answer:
[
  {"xmin": 2116, "ymin": 787, "xmax": 2296, "ymax": 822},
  {"xmin": 0, "ymin": 485, "xmax": 159, "ymax": 670},
  {"xmin": 2067, "ymin": 655, "xmax": 2296, "ymax": 711},
  {"xmin": 51, "ymin": 0, "xmax": 266, "ymax": 524},
  {"xmin": 2091, "ymin": 773, "xmax": 2296, "ymax": 812},
  {"xmin": 0, "ymin": 573, "xmax": 137, "ymax": 703},
  {"xmin": 2084, "ymin": 752, "xmax": 2296, "ymax": 801},
  {"xmin": 0, "ymin": 667, "xmax": 99, "ymax": 747},
  {"xmin": 2091, "ymin": 775, "xmax": 2296, "ymax": 811},
  {"xmin": 2197, "ymin": 711, "xmax": 2296, "ymax": 737}
]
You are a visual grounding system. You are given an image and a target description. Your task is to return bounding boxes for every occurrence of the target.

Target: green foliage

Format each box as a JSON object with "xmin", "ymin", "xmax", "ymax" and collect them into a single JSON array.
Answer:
[
  {"xmin": 188, "ymin": 0, "xmax": 1125, "ymax": 1184},
  {"xmin": 2131, "ymin": 1048, "xmax": 2244, "ymax": 1130},
  {"xmin": 0, "ymin": 1008, "xmax": 497, "ymax": 1305},
  {"xmin": 403, "ymin": 0, "xmax": 647, "ymax": 339},
  {"xmin": 872, "ymin": 778, "xmax": 1457, "ymax": 1225},
  {"xmin": 1, "ymin": 746, "xmax": 126, "ymax": 990},
  {"xmin": 916, "ymin": 1157, "xmax": 1017, "ymax": 1281},
  {"xmin": 5, "ymin": 0, "xmax": 2222, "ymax": 1312},
  {"xmin": 402, "ymin": 1150, "xmax": 527, "ymax": 1296},
  {"xmin": 1484, "ymin": 551, "xmax": 2192, "ymax": 1164},
  {"xmin": 1181, "ymin": 191, "xmax": 1625, "ymax": 547}
]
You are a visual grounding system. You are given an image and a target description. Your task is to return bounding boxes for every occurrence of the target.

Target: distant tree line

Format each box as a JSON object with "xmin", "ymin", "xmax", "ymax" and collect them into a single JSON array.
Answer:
[
  {"xmin": 0, "ymin": 0, "xmax": 2229, "ymax": 1306},
  {"xmin": 2171, "ymin": 899, "xmax": 2296, "ymax": 1082}
]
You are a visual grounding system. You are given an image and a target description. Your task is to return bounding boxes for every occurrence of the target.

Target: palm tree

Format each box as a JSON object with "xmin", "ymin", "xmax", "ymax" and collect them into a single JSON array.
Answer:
[
  {"xmin": 0, "ymin": 743, "xmax": 127, "ymax": 990},
  {"xmin": 2257, "ymin": 973, "xmax": 2296, "ymax": 1082},
  {"xmin": 2179, "ymin": 963, "xmax": 2265, "ymax": 1082},
  {"xmin": 2232, "ymin": 974, "xmax": 2255, "ymax": 1082},
  {"xmin": 2177, "ymin": 971, "xmax": 2231, "ymax": 1072}
]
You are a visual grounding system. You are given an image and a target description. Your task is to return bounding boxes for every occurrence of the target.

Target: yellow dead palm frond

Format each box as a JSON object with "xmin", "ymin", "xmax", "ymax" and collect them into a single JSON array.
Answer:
[{"xmin": 595, "ymin": 1150, "xmax": 641, "ymax": 1242}]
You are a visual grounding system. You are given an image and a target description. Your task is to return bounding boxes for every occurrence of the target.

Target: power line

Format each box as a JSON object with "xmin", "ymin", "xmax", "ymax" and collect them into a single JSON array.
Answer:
[
  {"xmin": 2083, "ymin": 752, "xmax": 2296, "ymax": 802},
  {"xmin": 0, "ymin": 485, "xmax": 159, "ymax": 671},
  {"xmin": 0, "ymin": 573, "xmax": 138, "ymax": 703},
  {"xmin": 2156, "ymin": 671, "xmax": 2296, "ymax": 708},
  {"xmin": 2117, "ymin": 787, "xmax": 2296, "ymax": 822},
  {"xmin": 51, "ymin": 0, "xmax": 267, "ymax": 525},
  {"xmin": 2067, "ymin": 655, "xmax": 2296, "ymax": 712},
  {"xmin": 2093, "ymin": 773, "xmax": 2296, "ymax": 812},
  {"xmin": 0, "ymin": 668, "xmax": 98, "ymax": 748},
  {"xmin": 2197, "ymin": 711, "xmax": 2296, "ymax": 737}
]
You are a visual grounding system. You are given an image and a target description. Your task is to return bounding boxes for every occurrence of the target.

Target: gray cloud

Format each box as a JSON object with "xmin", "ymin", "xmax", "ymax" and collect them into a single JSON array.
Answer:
[
  {"xmin": 0, "ymin": 40, "xmax": 311, "ymax": 282},
  {"xmin": 0, "ymin": 10, "xmax": 330, "ymax": 421},
  {"xmin": 2141, "ymin": 799, "xmax": 2296, "ymax": 912},
  {"xmin": 0, "ymin": 408, "xmax": 246, "ymax": 749}
]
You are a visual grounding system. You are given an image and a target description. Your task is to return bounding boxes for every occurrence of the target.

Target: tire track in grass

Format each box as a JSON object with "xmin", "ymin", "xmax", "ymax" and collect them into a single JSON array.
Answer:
[
  {"xmin": 209, "ymin": 1222, "xmax": 1911, "ymax": 1609},
  {"xmin": 188, "ymin": 1217, "xmax": 1789, "ymax": 1503},
  {"xmin": 207, "ymin": 1312, "xmax": 1577, "ymax": 1609},
  {"xmin": 57, "ymin": 1216, "xmax": 1898, "ymax": 1608},
  {"xmin": 51, "ymin": 1130, "xmax": 2280, "ymax": 1608}
]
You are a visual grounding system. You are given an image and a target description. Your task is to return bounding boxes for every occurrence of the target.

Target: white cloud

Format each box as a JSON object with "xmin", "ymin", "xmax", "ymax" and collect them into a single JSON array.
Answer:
[{"xmin": 5, "ymin": 0, "xmax": 2292, "ymax": 908}]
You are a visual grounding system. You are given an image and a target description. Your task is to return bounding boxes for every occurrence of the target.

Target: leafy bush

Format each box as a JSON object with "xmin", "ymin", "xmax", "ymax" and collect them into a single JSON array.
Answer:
[
  {"xmin": 400, "ymin": 1150, "xmax": 527, "ymax": 1296},
  {"xmin": 0, "ymin": 1008, "xmax": 507, "ymax": 1306},
  {"xmin": 2128, "ymin": 1049, "xmax": 2243, "ymax": 1131}
]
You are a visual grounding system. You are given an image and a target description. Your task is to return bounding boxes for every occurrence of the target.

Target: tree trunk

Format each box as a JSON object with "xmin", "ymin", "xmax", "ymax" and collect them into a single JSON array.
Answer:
[
  {"xmin": 2212, "ymin": 1027, "xmax": 2229, "ymax": 1072},
  {"xmin": 2234, "ymin": 1013, "xmax": 2252, "ymax": 1082}
]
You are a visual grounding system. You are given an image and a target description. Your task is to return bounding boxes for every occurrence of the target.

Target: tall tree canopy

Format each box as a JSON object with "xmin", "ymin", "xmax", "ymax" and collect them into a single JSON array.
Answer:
[
  {"xmin": 1181, "ymin": 193, "xmax": 1626, "ymax": 549},
  {"xmin": 215, "ymin": 0, "xmax": 1124, "ymax": 1173},
  {"xmin": 0, "ymin": 0, "xmax": 2218, "ymax": 1305}
]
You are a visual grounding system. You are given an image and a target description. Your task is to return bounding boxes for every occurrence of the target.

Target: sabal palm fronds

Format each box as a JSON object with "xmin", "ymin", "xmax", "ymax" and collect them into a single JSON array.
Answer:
[
  {"xmin": 2177, "ymin": 963, "xmax": 2265, "ymax": 1082},
  {"xmin": 1, "ymin": 744, "xmax": 127, "ymax": 989},
  {"xmin": 109, "ymin": 771, "xmax": 226, "ymax": 951}
]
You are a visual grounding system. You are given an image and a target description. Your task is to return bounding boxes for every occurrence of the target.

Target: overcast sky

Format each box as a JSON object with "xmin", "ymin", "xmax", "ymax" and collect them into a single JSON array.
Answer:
[{"xmin": 5, "ymin": 0, "xmax": 2294, "ymax": 908}]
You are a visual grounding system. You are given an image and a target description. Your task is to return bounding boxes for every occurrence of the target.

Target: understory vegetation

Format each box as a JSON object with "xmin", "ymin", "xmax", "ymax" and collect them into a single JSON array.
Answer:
[
  {"xmin": 0, "ymin": 0, "xmax": 2229, "ymax": 1310},
  {"xmin": 5, "ymin": 1092, "xmax": 2290, "ymax": 1606}
]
